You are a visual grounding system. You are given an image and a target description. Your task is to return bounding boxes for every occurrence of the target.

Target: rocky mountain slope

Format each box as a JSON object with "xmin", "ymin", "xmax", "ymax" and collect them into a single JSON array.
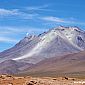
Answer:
[
  {"xmin": 12, "ymin": 26, "xmax": 85, "ymax": 64},
  {"xmin": 0, "ymin": 26, "xmax": 85, "ymax": 75},
  {"xmin": 22, "ymin": 51, "xmax": 85, "ymax": 77},
  {"xmin": 0, "ymin": 26, "xmax": 85, "ymax": 63},
  {"xmin": 0, "ymin": 60, "xmax": 33, "ymax": 74}
]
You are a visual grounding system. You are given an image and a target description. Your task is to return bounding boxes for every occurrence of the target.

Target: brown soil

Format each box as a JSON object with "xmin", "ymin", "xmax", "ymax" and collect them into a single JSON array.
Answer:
[{"xmin": 0, "ymin": 74, "xmax": 85, "ymax": 85}]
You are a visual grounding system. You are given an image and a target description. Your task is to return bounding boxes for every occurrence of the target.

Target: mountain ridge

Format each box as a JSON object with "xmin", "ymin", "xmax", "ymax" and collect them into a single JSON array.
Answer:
[{"xmin": 0, "ymin": 26, "xmax": 85, "ymax": 75}]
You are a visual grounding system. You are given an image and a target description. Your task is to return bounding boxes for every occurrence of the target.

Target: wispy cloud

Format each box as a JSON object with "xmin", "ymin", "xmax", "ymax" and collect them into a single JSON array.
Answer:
[
  {"xmin": 0, "ymin": 4, "xmax": 54, "ymax": 20},
  {"xmin": 0, "ymin": 4, "xmax": 55, "ymax": 19},
  {"xmin": 26, "ymin": 4, "xmax": 54, "ymax": 12},
  {"xmin": 0, "ymin": 37, "xmax": 18, "ymax": 43},
  {"xmin": 0, "ymin": 8, "xmax": 85, "ymax": 26},
  {"xmin": 40, "ymin": 16, "xmax": 65, "ymax": 23},
  {"xmin": 0, "ymin": 26, "xmax": 48, "ymax": 43},
  {"xmin": 0, "ymin": 5, "xmax": 85, "ymax": 25},
  {"xmin": 0, "ymin": 26, "xmax": 48, "ymax": 34},
  {"xmin": 40, "ymin": 16, "xmax": 75, "ymax": 24},
  {"xmin": 0, "ymin": 9, "xmax": 19, "ymax": 16},
  {"xmin": 0, "ymin": 8, "xmax": 38, "ymax": 19}
]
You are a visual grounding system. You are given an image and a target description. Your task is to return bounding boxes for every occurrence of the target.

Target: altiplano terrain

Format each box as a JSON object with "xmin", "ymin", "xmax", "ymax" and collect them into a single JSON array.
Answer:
[{"xmin": 0, "ymin": 75, "xmax": 85, "ymax": 85}]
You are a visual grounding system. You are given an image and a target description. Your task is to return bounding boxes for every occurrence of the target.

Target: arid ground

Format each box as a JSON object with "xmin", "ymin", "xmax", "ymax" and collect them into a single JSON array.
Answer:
[{"xmin": 0, "ymin": 75, "xmax": 85, "ymax": 85}]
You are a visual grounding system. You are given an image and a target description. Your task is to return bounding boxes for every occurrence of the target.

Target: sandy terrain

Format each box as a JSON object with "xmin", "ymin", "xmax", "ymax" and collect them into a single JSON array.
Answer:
[{"xmin": 0, "ymin": 75, "xmax": 85, "ymax": 85}]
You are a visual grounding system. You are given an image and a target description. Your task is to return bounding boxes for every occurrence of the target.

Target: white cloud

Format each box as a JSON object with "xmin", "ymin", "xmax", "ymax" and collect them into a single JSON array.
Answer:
[
  {"xmin": 40, "ymin": 16, "xmax": 75, "ymax": 24},
  {"xmin": 0, "ymin": 26, "xmax": 48, "ymax": 34},
  {"xmin": 26, "ymin": 4, "xmax": 54, "ymax": 12},
  {"xmin": 0, "ymin": 4, "xmax": 54, "ymax": 20},
  {"xmin": 0, "ymin": 8, "xmax": 38, "ymax": 20},
  {"xmin": 19, "ymin": 13, "xmax": 38, "ymax": 19},
  {"xmin": 0, "ymin": 9, "xmax": 19, "ymax": 16},
  {"xmin": 0, "ymin": 26, "xmax": 49, "ymax": 44},
  {"xmin": 0, "ymin": 37, "xmax": 18, "ymax": 43},
  {"xmin": 41, "ymin": 16, "xmax": 65, "ymax": 22}
]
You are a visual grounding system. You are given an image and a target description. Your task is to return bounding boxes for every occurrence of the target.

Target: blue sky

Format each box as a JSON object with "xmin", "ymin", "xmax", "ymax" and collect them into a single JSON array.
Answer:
[{"xmin": 0, "ymin": 0, "xmax": 85, "ymax": 52}]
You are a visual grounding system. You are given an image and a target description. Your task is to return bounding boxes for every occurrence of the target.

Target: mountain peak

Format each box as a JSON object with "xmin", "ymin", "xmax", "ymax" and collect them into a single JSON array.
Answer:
[
  {"xmin": 0, "ymin": 26, "xmax": 85, "ymax": 75},
  {"xmin": 22, "ymin": 35, "xmax": 36, "ymax": 42},
  {"xmin": 1, "ymin": 26, "xmax": 85, "ymax": 64},
  {"xmin": 53, "ymin": 26, "xmax": 82, "ymax": 32}
]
